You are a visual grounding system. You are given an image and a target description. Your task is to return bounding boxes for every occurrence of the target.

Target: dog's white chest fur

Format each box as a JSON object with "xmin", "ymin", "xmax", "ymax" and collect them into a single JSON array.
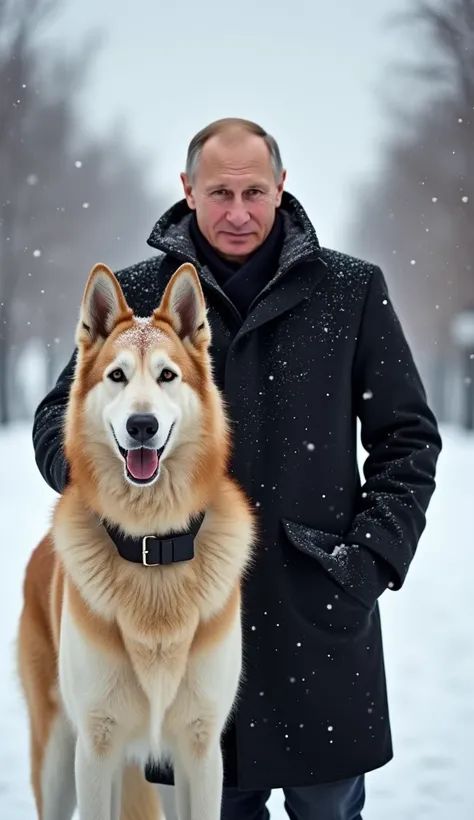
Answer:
[
  {"xmin": 59, "ymin": 597, "xmax": 148, "ymax": 749},
  {"xmin": 59, "ymin": 584, "xmax": 243, "ymax": 766}
]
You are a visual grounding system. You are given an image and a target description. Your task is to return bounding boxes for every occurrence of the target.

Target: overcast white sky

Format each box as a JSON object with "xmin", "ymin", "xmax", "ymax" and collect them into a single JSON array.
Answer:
[{"xmin": 39, "ymin": 0, "xmax": 428, "ymax": 251}]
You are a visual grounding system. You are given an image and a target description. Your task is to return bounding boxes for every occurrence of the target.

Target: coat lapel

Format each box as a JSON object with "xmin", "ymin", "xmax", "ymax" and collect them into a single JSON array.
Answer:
[{"xmin": 232, "ymin": 255, "xmax": 328, "ymax": 343}]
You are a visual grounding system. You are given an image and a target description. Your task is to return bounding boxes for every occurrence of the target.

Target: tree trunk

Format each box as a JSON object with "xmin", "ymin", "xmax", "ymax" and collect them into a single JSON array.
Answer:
[{"xmin": 0, "ymin": 316, "xmax": 10, "ymax": 425}]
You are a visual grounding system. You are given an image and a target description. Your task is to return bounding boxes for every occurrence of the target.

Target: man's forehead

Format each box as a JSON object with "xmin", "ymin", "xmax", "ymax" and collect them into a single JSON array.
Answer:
[
  {"xmin": 203, "ymin": 172, "xmax": 271, "ymax": 190},
  {"xmin": 198, "ymin": 133, "xmax": 273, "ymax": 174}
]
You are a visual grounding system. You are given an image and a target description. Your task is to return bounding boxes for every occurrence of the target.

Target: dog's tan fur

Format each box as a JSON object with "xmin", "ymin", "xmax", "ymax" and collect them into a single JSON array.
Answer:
[{"xmin": 17, "ymin": 262, "xmax": 255, "ymax": 820}]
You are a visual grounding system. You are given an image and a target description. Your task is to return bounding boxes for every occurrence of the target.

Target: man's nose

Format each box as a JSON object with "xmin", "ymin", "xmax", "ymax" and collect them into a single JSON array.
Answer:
[{"xmin": 226, "ymin": 201, "xmax": 250, "ymax": 228}]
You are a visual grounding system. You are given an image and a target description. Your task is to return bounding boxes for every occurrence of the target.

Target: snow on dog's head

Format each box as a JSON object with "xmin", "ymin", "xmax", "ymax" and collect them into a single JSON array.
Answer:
[{"xmin": 65, "ymin": 262, "xmax": 228, "ymax": 504}]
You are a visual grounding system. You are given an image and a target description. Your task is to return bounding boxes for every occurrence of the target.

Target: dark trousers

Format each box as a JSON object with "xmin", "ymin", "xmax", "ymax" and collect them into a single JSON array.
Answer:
[{"xmin": 220, "ymin": 776, "xmax": 365, "ymax": 820}]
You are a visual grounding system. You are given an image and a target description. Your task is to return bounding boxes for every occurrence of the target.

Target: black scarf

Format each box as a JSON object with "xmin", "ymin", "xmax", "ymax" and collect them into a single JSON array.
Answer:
[{"xmin": 189, "ymin": 211, "xmax": 284, "ymax": 318}]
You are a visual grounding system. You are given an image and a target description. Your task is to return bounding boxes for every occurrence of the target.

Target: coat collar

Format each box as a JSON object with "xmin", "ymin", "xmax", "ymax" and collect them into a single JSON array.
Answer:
[
  {"xmin": 147, "ymin": 191, "xmax": 321, "ymax": 273},
  {"xmin": 146, "ymin": 191, "xmax": 326, "ymax": 337}
]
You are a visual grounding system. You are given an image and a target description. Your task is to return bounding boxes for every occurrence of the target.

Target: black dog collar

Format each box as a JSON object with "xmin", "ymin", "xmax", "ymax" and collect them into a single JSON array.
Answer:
[{"xmin": 104, "ymin": 512, "xmax": 205, "ymax": 566}]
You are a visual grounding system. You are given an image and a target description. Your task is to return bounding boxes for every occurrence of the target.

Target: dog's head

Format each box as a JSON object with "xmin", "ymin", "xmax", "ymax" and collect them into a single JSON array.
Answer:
[{"xmin": 67, "ymin": 261, "xmax": 226, "ymax": 496}]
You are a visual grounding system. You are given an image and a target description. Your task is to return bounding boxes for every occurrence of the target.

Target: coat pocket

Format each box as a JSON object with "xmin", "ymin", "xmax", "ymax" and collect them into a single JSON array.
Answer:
[{"xmin": 281, "ymin": 518, "xmax": 377, "ymax": 613}]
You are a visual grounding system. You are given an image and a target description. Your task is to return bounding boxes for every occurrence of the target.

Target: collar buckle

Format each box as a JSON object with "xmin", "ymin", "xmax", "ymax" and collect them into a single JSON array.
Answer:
[{"xmin": 142, "ymin": 535, "xmax": 174, "ymax": 566}]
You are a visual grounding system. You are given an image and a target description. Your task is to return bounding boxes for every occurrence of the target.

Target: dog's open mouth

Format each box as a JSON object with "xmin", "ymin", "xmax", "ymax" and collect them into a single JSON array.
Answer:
[
  {"xmin": 112, "ymin": 424, "xmax": 174, "ymax": 485},
  {"xmin": 120, "ymin": 445, "xmax": 160, "ymax": 482}
]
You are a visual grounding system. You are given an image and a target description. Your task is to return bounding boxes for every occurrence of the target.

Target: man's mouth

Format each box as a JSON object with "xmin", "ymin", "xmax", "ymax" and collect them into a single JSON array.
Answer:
[
  {"xmin": 111, "ymin": 425, "xmax": 174, "ymax": 484},
  {"xmin": 224, "ymin": 232, "xmax": 252, "ymax": 238}
]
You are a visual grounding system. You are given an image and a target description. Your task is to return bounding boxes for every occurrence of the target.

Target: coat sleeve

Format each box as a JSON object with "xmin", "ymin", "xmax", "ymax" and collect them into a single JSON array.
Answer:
[
  {"xmin": 309, "ymin": 266, "xmax": 442, "ymax": 608},
  {"xmin": 32, "ymin": 349, "xmax": 77, "ymax": 494}
]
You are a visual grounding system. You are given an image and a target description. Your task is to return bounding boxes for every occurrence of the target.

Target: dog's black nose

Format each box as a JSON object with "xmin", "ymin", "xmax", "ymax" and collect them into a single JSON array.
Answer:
[{"xmin": 126, "ymin": 413, "xmax": 159, "ymax": 444}]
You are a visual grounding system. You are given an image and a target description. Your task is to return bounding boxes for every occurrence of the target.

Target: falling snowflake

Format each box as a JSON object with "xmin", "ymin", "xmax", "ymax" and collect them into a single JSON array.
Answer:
[
  {"xmin": 82, "ymin": 202, "xmax": 89, "ymax": 209},
  {"xmin": 362, "ymin": 390, "xmax": 373, "ymax": 400},
  {"xmin": 75, "ymin": 161, "xmax": 83, "ymax": 168},
  {"xmin": 462, "ymin": 196, "xmax": 469, "ymax": 203},
  {"xmin": 26, "ymin": 174, "xmax": 38, "ymax": 186},
  {"xmin": 33, "ymin": 250, "xmax": 41, "ymax": 258}
]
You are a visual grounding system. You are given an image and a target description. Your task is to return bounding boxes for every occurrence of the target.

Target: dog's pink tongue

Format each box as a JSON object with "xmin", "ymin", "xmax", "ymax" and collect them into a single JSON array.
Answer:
[{"xmin": 126, "ymin": 448, "xmax": 158, "ymax": 480}]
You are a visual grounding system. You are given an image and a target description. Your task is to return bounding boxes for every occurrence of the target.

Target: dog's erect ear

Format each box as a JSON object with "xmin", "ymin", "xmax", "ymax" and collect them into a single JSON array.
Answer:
[
  {"xmin": 77, "ymin": 263, "xmax": 132, "ymax": 345},
  {"xmin": 157, "ymin": 263, "xmax": 210, "ymax": 346}
]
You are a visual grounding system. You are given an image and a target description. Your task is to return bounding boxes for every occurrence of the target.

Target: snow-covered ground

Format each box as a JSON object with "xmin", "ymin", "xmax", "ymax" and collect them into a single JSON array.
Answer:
[{"xmin": 0, "ymin": 422, "xmax": 472, "ymax": 819}]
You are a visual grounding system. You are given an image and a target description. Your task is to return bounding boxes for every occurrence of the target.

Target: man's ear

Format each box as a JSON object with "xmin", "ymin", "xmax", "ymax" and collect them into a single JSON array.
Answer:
[
  {"xmin": 180, "ymin": 172, "xmax": 196, "ymax": 210},
  {"xmin": 275, "ymin": 169, "xmax": 286, "ymax": 207}
]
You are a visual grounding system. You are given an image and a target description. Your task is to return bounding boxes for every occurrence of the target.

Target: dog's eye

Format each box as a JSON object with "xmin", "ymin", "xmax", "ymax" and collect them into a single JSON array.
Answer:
[
  {"xmin": 108, "ymin": 368, "xmax": 126, "ymax": 383},
  {"xmin": 159, "ymin": 368, "xmax": 177, "ymax": 383}
]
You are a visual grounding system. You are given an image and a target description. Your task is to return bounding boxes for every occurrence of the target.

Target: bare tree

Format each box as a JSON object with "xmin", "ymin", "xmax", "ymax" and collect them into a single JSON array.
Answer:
[
  {"xmin": 392, "ymin": 0, "xmax": 474, "ymax": 267},
  {"xmin": 348, "ymin": 0, "xmax": 474, "ymax": 417},
  {"xmin": 0, "ymin": 0, "xmax": 164, "ymax": 424},
  {"xmin": 0, "ymin": 0, "xmax": 58, "ymax": 423}
]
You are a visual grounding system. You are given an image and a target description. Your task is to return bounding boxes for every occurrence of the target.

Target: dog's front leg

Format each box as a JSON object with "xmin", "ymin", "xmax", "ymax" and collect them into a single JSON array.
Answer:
[
  {"xmin": 176, "ymin": 729, "xmax": 223, "ymax": 820},
  {"xmin": 111, "ymin": 763, "xmax": 124, "ymax": 820},
  {"xmin": 189, "ymin": 742, "xmax": 223, "ymax": 820},
  {"xmin": 75, "ymin": 737, "xmax": 119, "ymax": 820},
  {"xmin": 173, "ymin": 756, "xmax": 191, "ymax": 820}
]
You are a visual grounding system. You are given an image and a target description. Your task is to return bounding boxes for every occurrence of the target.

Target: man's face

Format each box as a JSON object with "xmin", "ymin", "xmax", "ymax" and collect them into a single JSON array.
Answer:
[{"xmin": 181, "ymin": 132, "xmax": 286, "ymax": 263}]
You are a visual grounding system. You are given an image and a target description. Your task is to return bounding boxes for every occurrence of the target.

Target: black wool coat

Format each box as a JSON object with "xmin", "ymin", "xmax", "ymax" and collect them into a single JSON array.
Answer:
[{"xmin": 32, "ymin": 192, "xmax": 442, "ymax": 790}]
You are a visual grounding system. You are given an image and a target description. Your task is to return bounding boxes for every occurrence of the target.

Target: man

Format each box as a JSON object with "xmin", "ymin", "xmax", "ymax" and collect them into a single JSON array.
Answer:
[{"xmin": 32, "ymin": 118, "xmax": 442, "ymax": 820}]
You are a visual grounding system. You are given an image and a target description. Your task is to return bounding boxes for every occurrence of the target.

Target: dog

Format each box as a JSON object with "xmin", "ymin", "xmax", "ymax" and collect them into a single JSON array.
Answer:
[{"xmin": 17, "ymin": 261, "xmax": 255, "ymax": 820}]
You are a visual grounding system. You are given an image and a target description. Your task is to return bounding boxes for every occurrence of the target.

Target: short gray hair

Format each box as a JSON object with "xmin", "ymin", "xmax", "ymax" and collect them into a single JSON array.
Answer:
[{"xmin": 185, "ymin": 118, "xmax": 284, "ymax": 183}]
